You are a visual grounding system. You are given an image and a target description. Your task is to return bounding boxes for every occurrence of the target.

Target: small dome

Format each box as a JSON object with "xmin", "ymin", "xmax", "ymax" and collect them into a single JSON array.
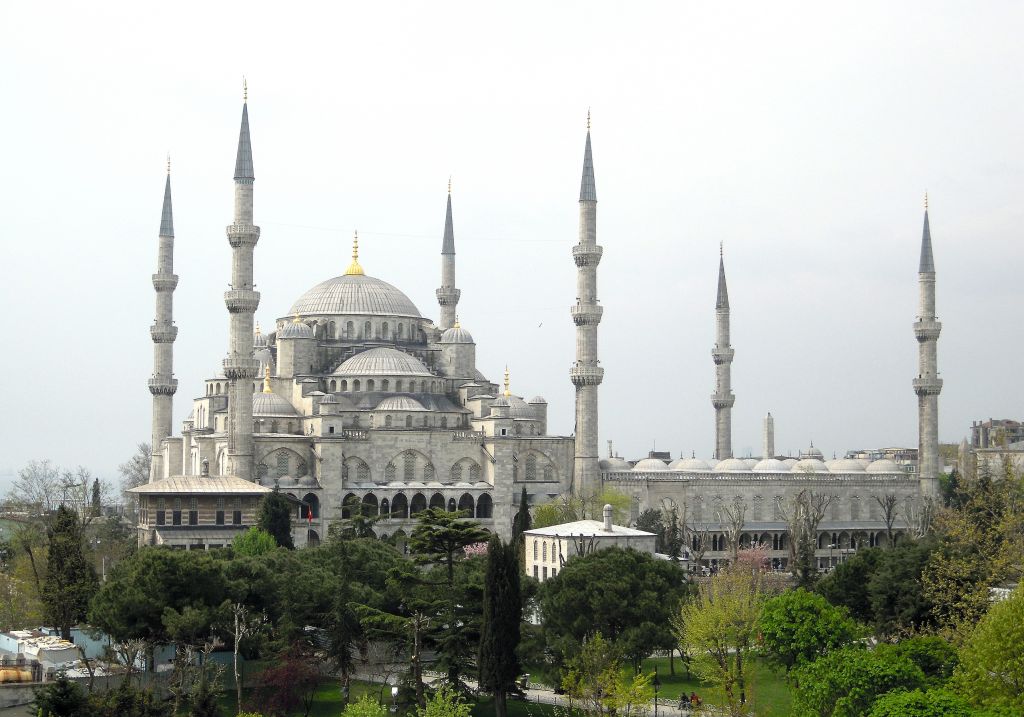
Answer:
[
  {"xmin": 279, "ymin": 320, "xmax": 314, "ymax": 339},
  {"xmin": 334, "ymin": 347, "xmax": 433, "ymax": 377},
  {"xmin": 782, "ymin": 458, "xmax": 798, "ymax": 467},
  {"xmin": 829, "ymin": 458, "xmax": 867, "ymax": 473},
  {"xmin": 252, "ymin": 391, "xmax": 298, "ymax": 417},
  {"xmin": 632, "ymin": 458, "xmax": 669, "ymax": 472},
  {"xmin": 507, "ymin": 396, "xmax": 536, "ymax": 419},
  {"xmin": 490, "ymin": 396, "xmax": 511, "ymax": 408},
  {"xmin": 375, "ymin": 396, "xmax": 426, "ymax": 412},
  {"xmin": 599, "ymin": 457, "xmax": 631, "ymax": 471},
  {"xmin": 792, "ymin": 458, "xmax": 828, "ymax": 473},
  {"xmin": 742, "ymin": 458, "xmax": 759, "ymax": 469},
  {"xmin": 674, "ymin": 458, "xmax": 714, "ymax": 471},
  {"xmin": 753, "ymin": 458, "xmax": 791, "ymax": 472},
  {"xmin": 800, "ymin": 445, "xmax": 824, "ymax": 460},
  {"xmin": 320, "ymin": 393, "xmax": 338, "ymax": 404},
  {"xmin": 254, "ymin": 328, "xmax": 267, "ymax": 348},
  {"xmin": 715, "ymin": 458, "xmax": 751, "ymax": 472},
  {"xmin": 440, "ymin": 326, "xmax": 475, "ymax": 344},
  {"xmin": 866, "ymin": 459, "xmax": 902, "ymax": 473},
  {"xmin": 528, "ymin": 396, "xmax": 548, "ymax": 404}
]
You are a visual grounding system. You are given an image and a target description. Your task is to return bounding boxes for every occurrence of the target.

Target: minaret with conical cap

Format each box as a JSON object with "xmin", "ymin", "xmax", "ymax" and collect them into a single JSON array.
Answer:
[
  {"xmin": 570, "ymin": 112, "xmax": 604, "ymax": 496},
  {"xmin": 712, "ymin": 245, "xmax": 735, "ymax": 459},
  {"xmin": 436, "ymin": 179, "xmax": 460, "ymax": 330},
  {"xmin": 913, "ymin": 194, "xmax": 942, "ymax": 498},
  {"xmin": 148, "ymin": 157, "xmax": 179, "ymax": 481},
  {"xmin": 223, "ymin": 82, "xmax": 262, "ymax": 480}
]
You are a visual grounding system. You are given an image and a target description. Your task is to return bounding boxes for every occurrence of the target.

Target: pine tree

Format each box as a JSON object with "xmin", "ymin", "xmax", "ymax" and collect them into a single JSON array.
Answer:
[
  {"xmin": 43, "ymin": 505, "xmax": 98, "ymax": 640},
  {"xmin": 90, "ymin": 478, "xmax": 101, "ymax": 517},
  {"xmin": 479, "ymin": 535, "xmax": 522, "ymax": 717},
  {"xmin": 257, "ymin": 485, "xmax": 294, "ymax": 549}
]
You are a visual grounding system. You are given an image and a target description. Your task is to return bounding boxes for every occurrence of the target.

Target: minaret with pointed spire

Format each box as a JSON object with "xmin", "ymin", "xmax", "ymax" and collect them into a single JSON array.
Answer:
[
  {"xmin": 570, "ymin": 111, "xmax": 604, "ymax": 496},
  {"xmin": 712, "ymin": 245, "xmax": 735, "ymax": 459},
  {"xmin": 223, "ymin": 81, "xmax": 262, "ymax": 480},
  {"xmin": 913, "ymin": 194, "xmax": 942, "ymax": 498},
  {"xmin": 148, "ymin": 157, "xmax": 179, "ymax": 481},
  {"xmin": 436, "ymin": 179, "xmax": 460, "ymax": 330}
]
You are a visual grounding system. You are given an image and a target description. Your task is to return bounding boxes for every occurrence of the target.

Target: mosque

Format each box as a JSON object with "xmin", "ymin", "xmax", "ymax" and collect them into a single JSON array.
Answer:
[{"xmin": 133, "ymin": 91, "xmax": 940, "ymax": 568}]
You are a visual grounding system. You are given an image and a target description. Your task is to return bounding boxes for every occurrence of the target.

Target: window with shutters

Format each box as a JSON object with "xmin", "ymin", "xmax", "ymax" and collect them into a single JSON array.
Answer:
[
  {"xmin": 216, "ymin": 497, "xmax": 225, "ymax": 525},
  {"xmin": 188, "ymin": 497, "xmax": 198, "ymax": 525}
]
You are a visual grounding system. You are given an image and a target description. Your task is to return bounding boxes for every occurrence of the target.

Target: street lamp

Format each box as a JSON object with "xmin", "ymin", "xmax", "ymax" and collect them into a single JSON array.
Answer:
[
  {"xmin": 652, "ymin": 666, "xmax": 661, "ymax": 717},
  {"xmin": 828, "ymin": 543, "xmax": 836, "ymax": 569},
  {"xmin": 391, "ymin": 685, "xmax": 399, "ymax": 713}
]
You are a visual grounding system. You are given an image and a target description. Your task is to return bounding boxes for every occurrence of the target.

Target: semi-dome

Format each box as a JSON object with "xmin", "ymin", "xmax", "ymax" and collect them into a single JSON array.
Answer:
[
  {"xmin": 599, "ymin": 457, "xmax": 631, "ymax": 471},
  {"xmin": 792, "ymin": 458, "xmax": 829, "ymax": 473},
  {"xmin": 279, "ymin": 320, "xmax": 314, "ymax": 339},
  {"xmin": 252, "ymin": 391, "xmax": 298, "ymax": 416},
  {"xmin": 674, "ymin": 458, "xmax": 714, "ymax": 471},
  {"xmin": 829, "ymin": 458, "xmax": 867, "ymax": 473},
  {"xmin": 440, "ymin": 325, "xmax": 474, "ymax": 344},
  {"xmin": 866, "ymin": 459, "xmax": 902, "ymax": 473},
  {"xmin": 507, "ymin": 396, "xmax": 536, "ymax": 419},
  {"xmin": 753, "ymin": 458, "xmax": 791, "ymax": 472},
  {"xmin": 632, "ymin": 458, "xmax": 669, "ymax": 471},
  {"xmin": 375, "ymin": 396, "xmax": 426, "ymax": 412},
  {"xmin": 715, "ymin": 458, "xmax": 751, "ymax": 472},
  {"xmin": 334, "ymin": 347, "xmax": 433, "ymax": 377},
  {"xmin": 289, "ymin": 274, "xmax": 421, "ymax": 318}
]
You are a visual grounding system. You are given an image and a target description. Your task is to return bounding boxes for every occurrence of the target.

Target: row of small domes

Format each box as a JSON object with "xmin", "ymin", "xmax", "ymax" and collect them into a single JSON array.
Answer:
[{"xmin": 601, "ymin": 456, "xmax": 904, "ymax": 474}]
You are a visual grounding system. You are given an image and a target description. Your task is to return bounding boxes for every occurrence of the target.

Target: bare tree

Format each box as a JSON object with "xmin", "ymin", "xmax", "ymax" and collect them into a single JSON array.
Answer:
[
  {"xmin": 686, "ymin": 519, "xmax": 712, "ymax": 570},
  {"xmin": 226, "ymin": 603, "xmax": 266, "ymax": 716},
  {"xmin": 716, "ymin": 498, "xmax": 747, "ymax": 561},
  {"xmin": 905, "ymin": 496, "xmax": 937, "ymax": 539},
  {"xmin": 873, "ymin": 493, "xmax": 900, "ymax": 547},
  {"xmin": 119, "ymin": 443, "xmax": 152, "ymax": 512},
  {"xmin": 775, "ymin": 490, "xmax": 836, "ymax": 581},
  {"xmin": 7, "ymin": 460, "xmax": 63, "ymax": 513}
]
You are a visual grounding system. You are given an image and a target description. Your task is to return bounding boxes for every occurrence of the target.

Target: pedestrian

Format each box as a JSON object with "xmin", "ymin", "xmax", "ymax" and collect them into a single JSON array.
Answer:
[
  {"xmin": 678, "ymin": 694, "xmax": 688, "ymax": 711},
  {"xmin": 689, "ymin": 692, "xmax": 698, "ymax": 708}
]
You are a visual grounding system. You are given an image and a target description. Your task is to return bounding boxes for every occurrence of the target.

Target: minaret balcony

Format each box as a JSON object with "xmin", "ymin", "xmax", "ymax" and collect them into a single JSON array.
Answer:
[
  {"xmin": 711, "ymin": 347, "xmax": 735, "ymax": 364},
  {"xmin": 436, "ymin": 287, "xmax": 461, "ymax": 305},
  {"xmin": 711, "ymin": 393, "xmax": 735, "ymax": 409},
  {"xmin": 913, "ymin": 377, "xmax": 943, "ymax": 396},
  {"xmin": 913, "ymin": 320, "xmax": 942, "ymax": 342},
  {"xmin": 572, "ymin": 244, "xmax": 603, "ymax": 267},
  {"xmin": 151, "ymin": 274, "xmax": 179, "ymax": 291},
  {"xmin": 570, "ymin": 303, "xmax": 604, "ymax": 326},
  {"xmin": 148, "ymin": 378, "xmax": 178, "ymax": 396},
  {"xmin": 223, "ymin": 357, "xmax": 262, "ymax": 379},
  {"xmin": 569, "ymin": 364, "xmax": 604, "ymax": 387},
  {"xmin": 224, "ymin": 290, "xmax": 261, "ymax": 314},
  {"xmin": 226, "ymin": 224, "xmax": 260, "ymax": 248},
  {"xmin": 150, "ymin": 324, "xmax": 178, "ymax": 343}
]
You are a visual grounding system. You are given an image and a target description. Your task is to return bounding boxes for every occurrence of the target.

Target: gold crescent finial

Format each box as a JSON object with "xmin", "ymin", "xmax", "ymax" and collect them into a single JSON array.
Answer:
[
  {"xmin": 454, "ymin": 315, "xmax": 461, "ymax": 329},
  {"xmin": 345, "ymin": 230, "xmax": 364, "ymax": 275},
  {"xmin": 448, "ymin": 176, "xmax": 452, "ymax": 195},
  {"xmin": 924, "ymin": 191, "xmax": 928, "ymax": 211},
  {"xmin": 263, "ymin": 365, "xmax": 272, "ymax": 393},
  {"xmin": 719, "ymin": 241, "xmax": 723, "ymax": 258},
  {"xmin": 166, "ymin": 153, "xmax": 171, "ymax": 175},
  {"xmin": 255, "ymin": 322, "xmax": 261, "ymax": 336},
  {"xmin": 587, "ymin": 108, "xmax": 591, "ymax": 131},
  {"xmin": 243, "ymin": 77, "xmax": 248, "ymax": 102},
  {"xmin": 503, "ymin": 366, "xmax": 511, "ymax": 398},
  {"xmin": 292, "ymin": 314, "xmax": 302, "ymax": 323}
]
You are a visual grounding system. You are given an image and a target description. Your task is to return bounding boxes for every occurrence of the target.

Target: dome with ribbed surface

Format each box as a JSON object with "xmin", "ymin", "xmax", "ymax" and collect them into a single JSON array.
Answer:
[
  {"xmin": 715, "ymin": 458, "xmax": 751, "ymax": 472},
  {"xmin": 792, "ymin": 458, "xmax": 829, "ymax": 473},
  {"xmin": 866, "ymin": 459, "xmax": 902, "ymax": 473},
  {"xmin": 632, "ymin": 458, "xmax": 668, "ymax": 471},
  {"xmin": 289, "ymin": 274, "xmax": 421, "ymax": 318},
  {"xmin": 375, "ymin": 396, "xmax": 426, "ymax": 412},
  {"xmin": 440, "ymin": 326, "xmax": 474, "ymax": 343},
  {"xmin": 252, "ymin": 391, "xmax": 298, "ymax": 416},
  {"xmin": 753, "ymin": 458, "xmax": 791, "ymax": 472},
  {"xmin": 829, "ymin": 458, "xmax": 867, "ymax": 473},
  {"xmin": 674, "ymin": 458, "xmax": 714, "ymax": 471},
  {"xmin": 507, "ymin": 396, "xmax": 536, "ymax": 419},
  {"xmin": 600, "ymin": 457, "xmax": 632, "ymax": 471},
  {"xmin": 279, "ymin": 321, "xmax": 314, "ymax": 339},
  {"xmin": 334, "ymin": 348, "xmax": 432, "ymax": 377}
]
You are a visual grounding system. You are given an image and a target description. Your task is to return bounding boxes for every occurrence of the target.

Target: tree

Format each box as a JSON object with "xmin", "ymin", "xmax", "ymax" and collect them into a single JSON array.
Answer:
[
  {"xmin": 416, "ymin": 685, "xmax": 472, "ymax": 717},
  {"xmin": 343, "ymin": 695, "xmax": 389, "ymax": 717},
  {"xmin": 776, "ymin": 490, "xmax": 836, "ymax": 588},
  {"xmin": 789, "ymin": 646, "xmax": 925, "ymax": 717},
  {"xmin": 119, "ymin": 443, "xmax": 152, "ymax": 509},
  {"xmin": 257, "ymin": 486, "xmax": 294, "ymax": 549},
  {"xmin": 478, "ymin": 536, "xmax": 522, "ymax": 717},
  {"xmin": 8, "ymin": 459, "xmax": 63, "ymax": 513},
  {"xmin": 33, "ymin": 674, "xmax": 89, "ymax": 717},
  {"xmin": 953, "ymin": 584, "xmax": 1024, "ymax": 713},
  {"xmin": 889, "ymin": 636, "xmax": 959, "ymax": 684},
  {"xmin": 867, "ymin": 688, "xmax": 974, "ymax": 717},
  {"xmin": 716, "ymin": 498, "xmax": 747, "ymax": 561},
  {"xmin": 867, "ymin": 538, "xmax": 935, "ymax": 636},
  {"xmin": 671, "ymin": 547, "xmax": 777, "ymax": 716},
  {"xmin": 561, "ymin": 633, "xmax": 653, "ymax": 717},
  {"xmin": 232, "ymin": 527, "xmax": 278, "ymax": 557},
  {"xmin": 248, "ymin": 642, "xmax": 320, "ymax": 717},
  {"xmin": 634, "ymin": 509, "xmax": 665, "ymax": 553},
  {"xmin": 90, "ymin": 478, "xmax": 102, "ymax": 517},
  {"xmin": 542, "ymin": 546, "xmax": 689, "ymax": 674},
  {"xmin": 759, "ymin": 588, "xmax": 859, "ymax": 671},
  {"xmin": 511, "ymin": 487, "xmax": 531, "ymax": 545},
  {"xmin": 815, "ymin": 547, "xmax": 883, "ymax": 623},
  {"xmin": 43, "ymin": 505, "xmax": 98, "ymax": 640}
]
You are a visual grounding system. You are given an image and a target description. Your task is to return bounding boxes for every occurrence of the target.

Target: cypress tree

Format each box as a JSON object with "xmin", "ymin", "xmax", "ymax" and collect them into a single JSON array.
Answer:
[
  {"xmin": 257, "ymin": 485, "xmax": 294, "ymax": 548},
  {"xmin": 479, "ymin": 535, "xmax": 522, "ymax": 717},
  {"xmin": 511, "ymin": 487, "xmax": 531, "ymax": 545},
  {"xmin": 43, "ymin": 505, "xmax": 99, "ymax": 640}
]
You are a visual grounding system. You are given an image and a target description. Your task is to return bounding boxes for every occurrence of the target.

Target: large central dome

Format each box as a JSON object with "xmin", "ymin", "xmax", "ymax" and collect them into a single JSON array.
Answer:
[{"xmin": 289, "ymin": 274, "xmax": 422, "ymax": 318}]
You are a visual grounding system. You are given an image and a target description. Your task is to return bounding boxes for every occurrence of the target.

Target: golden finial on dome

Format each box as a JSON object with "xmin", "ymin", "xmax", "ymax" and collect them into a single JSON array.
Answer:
[
  {"xmin": 345, "ymin": 230, "xmax": 365, "ymax": 276},
  {"xmin": 924, "ymin": 191, "xmax": 929, "ymax": 211},
  {"xmin": 448, "ymin": 176, "xmax": 452, "ymax": 195},
  {"xmin": 255, "ymin": 322, "xmax": 261, "ymax": 335},
  {"xmin": 263, "ymin": 365, "xmax": 272, "ymax": 393},
  {"xmin": 166, "ymin": 153, "xmax": 171, "ymax": 175},
  {"xmin": 292, "ymin": 315, "xmax": 303, "ymax": 324},
  {"xmin": 454, "ymin": 315, "xmax": 461, "ymax": 329},
  {"xmin": 243, "ymin": 77, "xmax": 248, "ymax": 102},
  {"xmin": 503, "ymin": 366, "xmax": 511, "ymax": 398},
  {"xmin": 587, "ymin": 108, "xmax": 591, "ymax": 131}
]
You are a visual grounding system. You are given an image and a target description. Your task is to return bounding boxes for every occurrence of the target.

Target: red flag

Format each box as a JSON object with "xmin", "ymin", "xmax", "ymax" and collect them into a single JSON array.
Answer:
[{"xmin": 307, "ymin": 506, "xmax": 312, "ymax": 524}]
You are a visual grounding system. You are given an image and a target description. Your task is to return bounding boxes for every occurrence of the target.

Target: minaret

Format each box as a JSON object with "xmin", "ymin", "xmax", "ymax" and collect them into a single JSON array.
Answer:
[
  {"xmin": 570, "ymin": 112, "xmax": 604, "ymax": 496},
  {"xmin": 436, "ymin": 179, "xmax": 460, "ymax": 330},
  {"xmin": 148, "ymin": 157, "xmax": 179, "ymax": 481},
  {"xmin": 711, "ymin": 245, "xmax": 735, "ymax": 459},
  {"xmin": 223, "ymin": 82, "xmax": 261, "ymax": 480},
  {"xmin": 762, "ymin": 412, "xmax": 775, "ymax": 459},
  {"xmin": 913, "ymin": 194, "xmax": 942, "ymax": 498}
]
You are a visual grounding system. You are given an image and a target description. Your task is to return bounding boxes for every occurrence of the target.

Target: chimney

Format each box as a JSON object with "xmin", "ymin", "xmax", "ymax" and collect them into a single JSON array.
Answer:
[{"xmin": 603, "ymin": 503, "xmax": 613, "ymax": 532}]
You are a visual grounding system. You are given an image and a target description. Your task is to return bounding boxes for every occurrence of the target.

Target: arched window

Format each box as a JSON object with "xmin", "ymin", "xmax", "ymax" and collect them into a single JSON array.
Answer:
[
  {"xmin": 341, "ymin": 493, "xmax": 358, "ymax": 518},
  {"xmin": 451, "ymin": 463, "xmax": 463, "ymax": 483},
  {"xmin": 396, "ymin": 380, "xmax": 403, "ymax": 392},
  {"xmin": 403, "ymin": 452, "xmax": 416, "ymax": 481},
  {"xmin": 367, "ymin": 379, "xmax": 375, "ymax": 391},
  {"xmin": 385, "ymin": 415, "xmax": 393, "ymax": 428},
  {"xmin": 431, "ymin": 381, "xmax": 436, "ymax": 392},
  {"xmin": 533, "ymin": 540, "xmax": 538, "ymax": 560},
  {"xmin": 440, "ymin": 416, "xmax": 447, "ymax": 428},
  {"xmin": 328, "ymin": 321, "xmax": 336, "ymax": 338},
  {"xmin": 257, "ymin": 463, "xmax": 268, "ymax": 482},
  {"xmin": 470, "ymin": 463, "xmax": 481, "ymax": 481},
  {"xmin": 382, "ymin": 379, "xmax": 390, "ymax": 391},
  {"xmin": 526, "ymin": 455, "xmax": 538, "ymax": 481},
  {"xmin": 423, "ymin": 463, "xmax": 435, "ymax": 481},
  {"xmin": 303, "ymin": 493, "xmax": 320, "ymax": 519},
  {"xmin": 543, "ymin": 465, "xmax": 553, "ymax": 482},
  {"xmin": 410, "ymin": 493, "xmax": 427, "ymax": 516},
  {"xmin": 420, "ymin": 381, "xmax": 427, "ymax": 392},
  {"xmin": 340, "ymin": 380, "xmax": 348, "ymax": 391},
  {"xmin": 364, "ymin": 321, "xmax": 372, "ymax": 338},
  {"xmin": 346, "ymin": 321, "xmax": 353, "ymax": 338},
  {"xmin": 477, "ymin": 494, "xmax": 493, "ymax": 518},
  {"xmin": 543, "ymin": 542, "xmax": 548, "ymax": 561},
  {"xmin": 276, "ymin": 452, "xmax": 289, "ymax": 478},
  {"xmin": 392, "ymin": 493, "xmax": 409, "ymax": 518},
  {"xmin": 382, "ymin": 321, "xmax": 389, "ymax": 337},
  {"xmin": 354, "ymin": 380, "xmax": 361, "ymax": 392},
  {"xmin": 850, "ymin": 496, "xmax": 862, "ymax": 520},
  {"xmin": 215, "ymin": 384, "xmax": 221, "ymax": 395},
  {"xmin": 385, "ymin": 462, "xmax": 396, "ymax": 481},
  {"xmin": 329, "ymin": 379, "xmax": 337, "ymax": 392},
  {"xmin": 421, "ymin": 415, "xmax": 428, "ymax": 427},
  {"xmin": 458, "ymin": 493, "xmax": 474, "ymax": 515},
  {"xmin": 362, "ymin": 493, "xmax": 378, "ymax": 515},
  {"xmin": 752, "ymin": 496, "xmax": 763, "ymax": 521},
  {"xmin": 398, "ymin": 323, "xmax": 404, "ymax": 338},
  {"xmin": 405, "ymin": 416, "xmax": 413, "ymax": 428},
  {"xmin": 447, "ymin": 497, "xmax": 457, "ymax": 512},
  {"xmin": 380, "ymin": 497, "xmax": 390, "ymax": 517},
  {"xmin": 429, "ymin": 493, "xmax": 445, "ymax": 510}
]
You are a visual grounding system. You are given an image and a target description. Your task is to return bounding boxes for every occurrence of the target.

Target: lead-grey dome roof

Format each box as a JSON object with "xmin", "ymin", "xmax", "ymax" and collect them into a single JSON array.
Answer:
[
  {"xmin": 252, "ymin": 391, "xmax": 298, "ymax": 416},
  {"xmin": 440, "ymin": 326, "xmax": 474, "ymax": 344},
  {"xmin": 279, "ymin": 320, "xmax": 314, "ymax": 339},
  {"xmin": 334, "ymin": 347, "xmax": 433, "ymax": 377},
  {"xmin": 289, "ymin": 274, "xmax": 421, "ymax": 318},
  {"xmin": 375, "ymin": 396, "xmax": 427, "ymax": 412}
]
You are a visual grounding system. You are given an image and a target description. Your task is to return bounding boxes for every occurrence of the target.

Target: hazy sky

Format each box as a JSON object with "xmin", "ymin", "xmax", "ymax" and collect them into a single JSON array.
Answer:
[{"xmin": 1, "ymin": 2, "xmax": 1021, "ymax": 485}]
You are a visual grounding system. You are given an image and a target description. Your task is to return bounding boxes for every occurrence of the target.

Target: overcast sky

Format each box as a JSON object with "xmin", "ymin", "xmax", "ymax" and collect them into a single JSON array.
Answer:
[{"xmin": 1, "ymin": 2, "xmax": 1021, "ymax": 485}]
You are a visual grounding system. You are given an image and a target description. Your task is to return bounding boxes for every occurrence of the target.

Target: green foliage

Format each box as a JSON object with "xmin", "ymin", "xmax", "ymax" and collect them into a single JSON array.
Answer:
[
  {"xmin": 531, "ymin": 490, "xmax": 631, "ymax": 529},
  {"xmin": 87, "ymin": 682, "xmax": 172, "ymax": 717},
  {"xmin": 332, "ymin": 496, "xmax": 385, "ymax": 540},
  {"xmin": 257, "ymin": 487, "xmax": 294, "ymax": 549},
  {"xmin": 868, "ymin": 538, "xmax": 936, "ymax": 636},
  {"xmin": 953, "ymin": 584, "xmax": 1024, "ymax": 713},
  {"xmin": 416, "ymin": 686, "xmax": 473, "ymax": 717},
  {"xmin": 789, "ymin": 646, "xmax": 926, "ymax": 717},
  {"xmin": 90, "ymin": 478, "xmax": 101, "ymax": 517},
  {"xmin": 541, "ymin": 546, "xmax": 688, "ymax": 673},
  {"xmin": 561, "ymin": 633, "xmax": 653, "ymax": 717},
  {"xmin": 43, "ymin": 505, "xmax": 98, "ymax": 639},
  {"xmin": 867, "ymin": 688, "xmax": 973, "ymax": 717},
  {"xmin": 232, "ymin": 527, "xmax": 278, "ymax": 557},
  {"xmin": 889, "ymin": 636, "xmax": 959, "ymax": 683},
  {"xmin": 479, "ymin": 535, "xmax": 523, "ymax": 716},
  {"xmin": 634, "ymin": 509, "xmax": 665, "ymax": 552},
  {"xmin": 342, "ymin": 695, "xmax": 389, "ymax": 717},
  {"xmin": 33, "ymin": 674, "xmax": 89, "ymax": 717},
  {"xmin": 758, "ymin": 588, "xmax": 859, "ymax": 671}
]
